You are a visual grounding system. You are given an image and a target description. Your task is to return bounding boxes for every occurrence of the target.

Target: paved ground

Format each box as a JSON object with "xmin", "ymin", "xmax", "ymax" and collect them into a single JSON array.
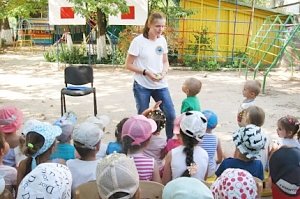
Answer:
[{"xmin": 1, "ymin": 50, "xmax": 300, "ymax": 159}]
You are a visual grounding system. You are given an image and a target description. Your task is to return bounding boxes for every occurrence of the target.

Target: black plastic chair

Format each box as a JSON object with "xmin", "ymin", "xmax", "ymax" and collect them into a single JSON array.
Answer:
[{"xmin": 61, "ymin": 65, "xmax": 97, "ymax": 116}]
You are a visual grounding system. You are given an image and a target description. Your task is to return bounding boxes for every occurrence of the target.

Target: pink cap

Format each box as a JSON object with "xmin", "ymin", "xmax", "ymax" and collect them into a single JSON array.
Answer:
[
  {"xmin": 173, "ymin": 115, "xmax": 184, "ymax": 135},
  {"xmin": 122, "ymin": 115, "xmax": 157, "ymax": 146},
  {"xmin": 0, "ymin": 106, "xmax": 23, "ymax": 133}
]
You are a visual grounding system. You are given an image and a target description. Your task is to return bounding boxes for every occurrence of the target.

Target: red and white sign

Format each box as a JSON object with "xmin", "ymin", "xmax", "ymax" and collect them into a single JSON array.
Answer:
[
  {"xmin": 48, "ymin": 0, "xmax": 86, "ymax": 25},
  {"xmin": 109, "ymin": 0, "xmax": 148, "ymax": 25}
]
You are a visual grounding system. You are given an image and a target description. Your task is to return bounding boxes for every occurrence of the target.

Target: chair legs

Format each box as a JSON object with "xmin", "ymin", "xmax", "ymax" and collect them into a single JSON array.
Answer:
[
  {"xmin": 61, "ymin": 91, "xmax": 97, "ymax": 116},
  {"xmin": 61, "ymin": 92, "xmax": 66, "ymax": 116},
  {"xmin": 93, "ymin": 89, "xmax": 97, "ymax": 116},
  {"xmin": 61, "ymin": 92, "xmax": 64, "ymax": 116}
]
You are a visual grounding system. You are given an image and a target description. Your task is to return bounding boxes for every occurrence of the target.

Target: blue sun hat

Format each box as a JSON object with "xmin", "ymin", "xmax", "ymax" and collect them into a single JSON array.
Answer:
[
  {"xmin": 163, "ymin": 177, "xmax": 213, "ymax": 199},
  {"xmin": 23, "ymin": 119, "xmax": 62, "ymax": 169},
  {"xmin": 202, "ymin": 110, "xmax": 218, "ymax": 129}
]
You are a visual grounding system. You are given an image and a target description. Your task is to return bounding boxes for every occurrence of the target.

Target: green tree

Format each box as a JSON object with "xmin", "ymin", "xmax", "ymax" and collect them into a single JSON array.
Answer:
[
  {"xmin": 0, "ymin": 0, "xmax": 47, "ymax": 46},
  {"xmin": 69, "ymin": 0, "xmax": 128, "ymax": 60}
]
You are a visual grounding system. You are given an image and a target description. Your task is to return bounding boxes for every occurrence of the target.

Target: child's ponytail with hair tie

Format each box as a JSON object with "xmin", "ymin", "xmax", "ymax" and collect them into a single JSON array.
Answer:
[{"xmin": 27, "ymin": 143, "xmax": 34, "ymax": 149}]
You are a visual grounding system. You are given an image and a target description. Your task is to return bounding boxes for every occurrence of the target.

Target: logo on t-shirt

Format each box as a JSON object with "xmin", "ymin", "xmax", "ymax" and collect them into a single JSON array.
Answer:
[{"xmin": 155, "ymin": 46, "xmax": 163, "ymax": 55}]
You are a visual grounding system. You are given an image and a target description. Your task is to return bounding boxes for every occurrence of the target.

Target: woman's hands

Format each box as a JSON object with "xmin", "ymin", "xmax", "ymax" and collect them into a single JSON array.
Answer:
[{"xmin": 145, "ymin": 70, "xmax": 166, "ymax": 81}]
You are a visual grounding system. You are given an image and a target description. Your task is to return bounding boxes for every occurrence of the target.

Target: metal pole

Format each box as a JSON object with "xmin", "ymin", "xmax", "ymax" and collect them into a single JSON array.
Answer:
[{"xmin": 215, "ymin": 0, "xmax": 221, "ymax": 62}]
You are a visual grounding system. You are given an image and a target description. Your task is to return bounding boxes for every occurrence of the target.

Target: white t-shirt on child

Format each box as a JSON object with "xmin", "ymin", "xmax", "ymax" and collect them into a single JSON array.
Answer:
[
  {"xmin": 143, "ymin": 135, "xmax": 167, "ymax": 169},
  {"xmin": 281, "ymin": 138, "xmax": 300, "ymax": 149},
  {"xmin": 66, "ymin": 159, "xmax": 100, "ymax": 191},
  {"xmin": 0, "ymin": 165, "xmax": 17, "ymax": 186},
  {"xmin": 128, "ymin": 34, "xmax": 168, "ymax": 89},
  {"xmin": 171, "ymin": 145, "xmax": 209, "ymax": 181}
]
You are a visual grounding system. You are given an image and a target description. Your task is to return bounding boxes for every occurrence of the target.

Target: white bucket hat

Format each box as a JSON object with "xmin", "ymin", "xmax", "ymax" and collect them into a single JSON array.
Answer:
[
  {"xmin": 17, "ymin": 163, "xmax": 72, "ymax": 199},
  {"xmin": 233, "ymin": 124, "xmax": 266, "ymax": 159}
]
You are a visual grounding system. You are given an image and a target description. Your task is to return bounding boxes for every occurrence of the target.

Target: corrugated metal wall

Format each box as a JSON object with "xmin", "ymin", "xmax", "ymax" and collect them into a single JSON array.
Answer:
[{"xmin": 173, "ymin": 0, "xmax": 280, "ymax": 63}]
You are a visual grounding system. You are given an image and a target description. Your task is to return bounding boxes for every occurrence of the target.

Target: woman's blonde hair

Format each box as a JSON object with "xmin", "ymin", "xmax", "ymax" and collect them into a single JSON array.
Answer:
[{"xmin": 143, "ymin": 12, "xmax": 166, "ymax": 38}]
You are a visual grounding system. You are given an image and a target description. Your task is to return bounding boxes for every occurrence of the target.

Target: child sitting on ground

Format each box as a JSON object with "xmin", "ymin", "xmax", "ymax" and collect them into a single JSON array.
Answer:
[
  {"xmin": 106, "ymin": 118, "xmax": 128, "ymax": 155},
  {"xmin": 181, "ymin": 77, "xmax": 202, "ymax": 113},
  {"xmin": 143, "ymin": 109, "xmax": 167, "ymax": 173},
  {"xmin": 50, "ymin": 111, "xmax": 77, "ymax": 161},
  {"xmin": 0, "ymin": 133, "xmax": 17, "ymax": 195},
  {"xmin": 0, "ymin": 106, "xmax": 23, "ymax": 167},
  {"xmin": 17, "ymin": 163, "xmax": 72, "ymax": 199},
  {"xmin": 122, "ymin": 115, "xmax": 162, "ymax": 183},
  {"xmin": 96, "ymin": 153, "xmax": 140, "ymax": 199},
  {"xmin": 17, "ymin": 119, "xmax": 62, "ymax": 187},
  {"xmin": 274, "ymin": 115, "xmax": 300, "ymax": 149},
  {"xmin": 163, "ymin": 177, "xmax": 214, "ymax": 199},
  {"xmin": 269, "ymin": 146, "xmax": 300, "ymax": 199},
  {"xmin": 242, "ymin": 105, "xmax": 270, "ymax": 171},
  {"xmin": 85, "ymin": 115, "xmax": 110, "ymax": 159},
  {"xmin": 162, "ymin": 111, "xmax": 209, "ymax": 184},
  {"xmin": 211, "ymin": 168, "xmax": 258, "ymax": 199},
  {"xmin": 237, "ymin": 80, "xmax": 261, "ymax": 127},
  {"xmin": 215, "ymin": 124, "xmax": 266, "ymax": 180},
  {"xmin": 199, "ymin": 110, "xmax": 223, "ymax": 177},
  {"xmin": 66, "ymin": 122, "xmax": 103, "ymax": 191}
]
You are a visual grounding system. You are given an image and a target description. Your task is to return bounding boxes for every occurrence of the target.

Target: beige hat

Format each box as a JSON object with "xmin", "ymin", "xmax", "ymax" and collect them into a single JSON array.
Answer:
[
  {"xmin": 96, "ymin": 153, "xmax": 139, "ymax": 199},
  {"xmin": 73, "ymin": 122, "xmax": 103, "ymax": 149},
  {"xmin": 85, "ymin": 115, "xmax": 110, "ymax": 130}
]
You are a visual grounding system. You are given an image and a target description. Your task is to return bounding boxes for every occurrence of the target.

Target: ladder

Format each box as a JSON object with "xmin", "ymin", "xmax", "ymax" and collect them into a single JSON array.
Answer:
[
  {"xmin": 15, "ymin": 19, "xmax": 34, "ymax": 48},
  {"xmin": 240, "ymin": 15, "xmax": 300, "ymax": 93}
]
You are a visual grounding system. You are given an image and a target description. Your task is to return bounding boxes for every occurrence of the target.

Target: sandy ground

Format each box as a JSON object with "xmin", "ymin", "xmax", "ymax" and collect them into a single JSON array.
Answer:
[{"xmin": 1, "ymin": 49, "xmax": 300, "ymax": 159}]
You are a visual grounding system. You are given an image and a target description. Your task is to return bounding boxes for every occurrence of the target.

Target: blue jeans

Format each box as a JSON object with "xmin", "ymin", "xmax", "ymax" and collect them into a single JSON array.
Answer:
[{"xmin": 133, "ymin": 81, "xmax": 176, "ymax": 139}]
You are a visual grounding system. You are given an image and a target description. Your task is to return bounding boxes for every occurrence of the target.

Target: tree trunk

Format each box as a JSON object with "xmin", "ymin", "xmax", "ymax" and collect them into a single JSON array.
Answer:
[
  {"xmin": 96, "ymin": 9, "xmax": 107, "ymax": 60},
  {"xmin": 0, "ymin": 19, "xmax": 3, "ymax": 48},
  {"xmin": 0, "ymin": 17, "xmax": 13, "ymax": 45}
]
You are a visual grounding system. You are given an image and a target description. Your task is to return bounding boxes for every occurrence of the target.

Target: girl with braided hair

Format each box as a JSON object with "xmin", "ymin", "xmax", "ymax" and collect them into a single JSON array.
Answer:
[{"xmin": 162, "ymin": 111, "xmax": 209, "ymax": 185}]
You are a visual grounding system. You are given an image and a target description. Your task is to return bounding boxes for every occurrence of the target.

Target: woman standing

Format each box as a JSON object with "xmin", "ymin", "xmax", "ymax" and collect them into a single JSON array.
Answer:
[{"xmin": 125, "ymin": 12, "xmax": 176, "ymax": 139}]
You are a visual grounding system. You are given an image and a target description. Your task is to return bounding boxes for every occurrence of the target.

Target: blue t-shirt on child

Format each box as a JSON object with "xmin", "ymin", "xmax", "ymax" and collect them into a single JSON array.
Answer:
[
  {"xmin": 106, "ymin": 142, "xmax": 122, "ymax": 155},
  {"xmin": 215, "ymin": 157, "xmax": 264, "ymax": 180},
  {"xmin": 50, "ymin": 143, "xmax": 75, "ymax": 161}
]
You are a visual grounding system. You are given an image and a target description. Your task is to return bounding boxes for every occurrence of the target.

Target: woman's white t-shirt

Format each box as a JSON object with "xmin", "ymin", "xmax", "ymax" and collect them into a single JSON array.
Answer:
[
  {"xmin": 171, "ymin": 145, "xmax": 209, "ymax": 181},
  {"xmin": 128, "ymin": 34, "xmax": 168, "ymax": 89}
]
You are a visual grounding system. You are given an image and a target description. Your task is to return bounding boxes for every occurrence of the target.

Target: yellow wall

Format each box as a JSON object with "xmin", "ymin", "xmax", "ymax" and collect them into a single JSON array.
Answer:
[{"xmin": 177, "ymin": 0, "xmax": 281, "ymax": 63}]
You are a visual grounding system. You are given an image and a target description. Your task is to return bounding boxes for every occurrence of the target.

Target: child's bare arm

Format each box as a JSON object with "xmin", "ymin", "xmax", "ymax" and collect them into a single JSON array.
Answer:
[
  {"xmin": 152, "ymin": 160, "xmax": 162, "ymax": 184},
  {"xmin": 162, "ymin": 152, "xmax": 172, "ymax": 185},
  {"xmin": 216, "ymin": 138, "xmax": 223, "ymax": 164},
  {"xmin": 16, "ymin": 159, "xmax": 27, "ymax": 191},
  {"xmin": 142, "ymin": 101, "xmax": 162, "ymax": 116},
  {"xmin": 160, "ymin": 146, "xmax": 167, "ymax": 159}
]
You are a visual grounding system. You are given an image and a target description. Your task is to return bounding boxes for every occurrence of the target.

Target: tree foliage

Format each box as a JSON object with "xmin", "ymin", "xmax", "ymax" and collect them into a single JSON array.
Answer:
[
  {"xmin": 149, "ymin": 0, "xmax": 194, "ymax": 19},
  {"xmin": 0, "ymin": 0, "xmax": 47, "ymax": 20},
  {"xmin": 69, "ymin": 0, "xmax": 128, "ymax": 18}
]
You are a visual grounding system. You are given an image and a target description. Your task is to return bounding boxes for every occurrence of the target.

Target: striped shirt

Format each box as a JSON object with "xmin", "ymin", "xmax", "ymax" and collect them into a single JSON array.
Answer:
[
  {"xmin": 200, "ymin": 133, "xmax": 218, "ymax": 176},
  {"xmin": 131, "ymin": 153, "xmax": 154, "ymax": 181}
]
